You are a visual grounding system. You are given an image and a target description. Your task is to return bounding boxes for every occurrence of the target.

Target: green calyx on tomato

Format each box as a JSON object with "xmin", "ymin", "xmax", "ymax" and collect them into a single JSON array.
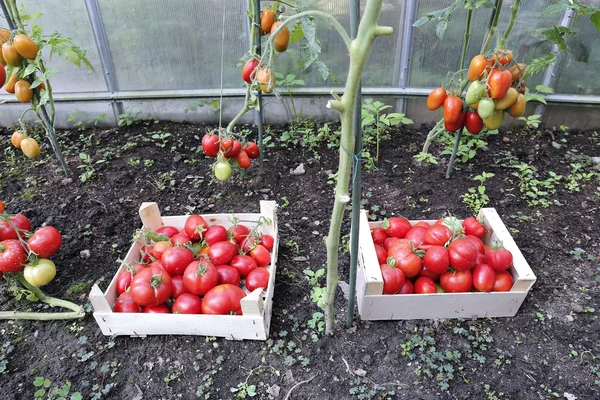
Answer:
[{"xmin": 23, "ymin": 258, "xmax": 56, "ymax": 287}]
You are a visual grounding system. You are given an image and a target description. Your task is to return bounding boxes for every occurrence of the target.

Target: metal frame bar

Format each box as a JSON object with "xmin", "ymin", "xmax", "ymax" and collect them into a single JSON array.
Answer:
[
  {"xmin": 83, "ymin": 0, "xmax": 123, "ymax": 122},
  {"xmin": 394, "ymin": 0, "xmax": 418, "ymax": 113}
]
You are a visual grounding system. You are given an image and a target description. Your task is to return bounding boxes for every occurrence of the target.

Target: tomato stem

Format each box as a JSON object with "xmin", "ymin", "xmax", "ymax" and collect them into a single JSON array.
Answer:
[
  {"xmin": 421, "ymin": 119, "xmax": 445, "ymax": 154},
  {"xmin": 499, "ymin": 0, "xmax": 520, "ymax": 49},
  {"xmin": 481, "ymin": 0, "xmax": 503, "ymax": 54},
  {"xmin": 445, "ymin": 128, "xmax": 464, "ymax": 179},
  {"xmin": 459, "ymin": 9, "xmax": 473, "ymax": 91}
]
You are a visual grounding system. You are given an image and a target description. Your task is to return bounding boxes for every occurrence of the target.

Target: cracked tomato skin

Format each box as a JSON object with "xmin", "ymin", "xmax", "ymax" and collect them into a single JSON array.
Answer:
[
  {"xmin": 0, "ymin": 239, "xmax": 27, "ymax": 273},
  {"xmin": 201, "ymin": 284, "xmax": 246, "ymax": 315}
]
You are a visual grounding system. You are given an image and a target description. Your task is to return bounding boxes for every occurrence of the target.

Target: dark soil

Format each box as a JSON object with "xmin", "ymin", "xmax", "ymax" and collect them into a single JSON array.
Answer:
[{"xmin": 1, "ymin": 120, "xmax": 599, "ymax": 400}]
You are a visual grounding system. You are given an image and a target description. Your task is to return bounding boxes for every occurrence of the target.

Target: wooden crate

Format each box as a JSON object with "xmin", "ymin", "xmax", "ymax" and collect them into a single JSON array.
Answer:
[
  {"xmin": 89, "ymin": 201, "xmax": 278, "ymax": 340},
  {"xmin": 356, "ymin": 208, "xmax": 536, "ymax": 320}
]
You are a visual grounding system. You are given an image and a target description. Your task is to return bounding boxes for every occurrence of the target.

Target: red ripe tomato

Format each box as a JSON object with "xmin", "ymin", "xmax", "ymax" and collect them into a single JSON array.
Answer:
[
  {"xmin": 387, "ymin": 238, "xmax": 413, "ymax": 254},
  {"xmin": 423, "ymin": 225, "xmax": 452, "ymax": 246},
  {"xmin": 398, "ymin": 280, "xmax": 414, "ymax": 294},
  {"xmin": 161, "ymin": 247, "xmax": 194, "ymax": 276},
  {"xmin": 371, "ymin": 227, "xmax": 388, "ymax": 245},
  {"xmin": 113, "ymin": 292, "xmax": 141, "ymax": 313},
  {"xmin": 475, "ymin": 252, "xmax": 485, "ymax": 266},
  {"xmin": 387, "ymin": 246, "xmax": 423, "ymax": 278},
  {"xmin": 484, "ymin": 247, "xmax": 513, "ymax": 271},
  {"xmin": 418, "ymin": 265, "xmax": 441, "ymax": 281},
  {"xmin": 183, "ymin": 259, "xmax": 219, "ymax": 295},
  {"xmin": 149, "ymin": 260, "xmax": 164, "ymax": 270},
  {"xmin": 404, "ymin": 226, "xmax": 427, "ymax": 246},
  {"xmin": 116, "ymin": 263, "xmax": 145, "ymax": 294},
  {"xmin": 443, "ymin": 96, "xmax": 463, "ymax": 124},
  {"xmin": 440, "ymin": 270, "xmax": 473, "ymax": 293},
  {"xmin": 414, "ymin": 276, "xmax": 438, "ymax": 294},
  {"xmin": 129, "ymin": 266, "xmax": 172, "ymax": 307},
  {"xmin": 201, "ymin": 284, "xmax": 246, "ymax": 315},
  {"xmin": 204, "ymin": 225, "xmax": 228, "ymax": 246},
  {"xmin": 0, "ymin": 213, "xmax": 32, "ymax": 240},
  {"xmin": 216, "ymin": 265, "xmax": 241, "ymax": 286},
  {"xmin": 171, "ymin": 233, "xmax": 192, "ymax": 246},
  {"xmin": 172, "ymin": 293, "xmax": 203, "ymax": 314},
  {"xmin": 374, "ymin": 244, "xmax": 387, "ymax": 265},
  {"xmin": 236, "ymin": 150, "xmax": 252, "ymax": 169},
  {"xmin": 380, "ymin": 264, "xmax": 405, "ymax": 294},
  {"xmin": 27, "ymin": 226, "xmax": 62, "ymax": 258},
  {"xmin": 152, "ymin": 240, "xmax": 173, "ymax": 259},
  {"xmin": 492, "ymin": 48, "xmax": 513, "ymax": 66},
  {"xmin": 462, "ymin": 217, "xmax": 486, "ymax": 238},
  {"xmin": 229, "ymin": 224, "xmax": 250, "ymax": 244},
  {"xmin": 184, "ymin": 214, "xmax": 208, "ymax": 241},
  {"xmin": 229, "ymin": 254, "xmax": 258, "ymax": 278},
  {"xmin": 250, "ymin": 244, "xmax": 271, "ymax": 267},
  {"xmin": 448, "ymin": 239, "xmax": 478, "ymax": 271},
  {"xmin": 143, "ymin": 304, "xmax": 170, "ymax": 313},
  {"xmin": 245, "ymin": 267, "xmax": 270, "ymax": 292},
  {"xmin": 156, "ymin": 226, "xmax": 179, "ymax": 238},
  {"xmin": 259, "ymin": 234, "xmax": 274, "ymax": 252},
  {"xmin": 445, "ymin": 111, "xmax": 466, "ymax": 132},
  {"xmin": 208, "ymin": 241, "xmax": 238, "ymax": 266},
  {"xmin": 383, "ymin": 217, "xmax": 412, "ymax": 239},
  {"xmin": 413, "ymin": 221, "xmax": 431, "ymax": 229},
  {"xmin": 423, "ymin": 245, "xmax": 450, "ymax": 275},
  {"xmin": 242, "ymin": 59, "xmax": 259, "ymax": 83},
  {"xmin": 464, "ymin": 235, "xmax": 485, "ymax": 254},
  {"xmin": 222, "ymin": 140, "xmax": 241, "ymax": 159},
  {"xmin": 243, "ymin": 142, "xmax": 260, "ymax": 159},
  {"xmin": 493, "ymin": 270, "xmax": 514, "ymax": 292},
  {"xmin": 488, "ymin": 69, "xmax": 512, "ymax": 99},
  {"xmin": 201, "ymin": 134, "xmax": 220, "ymax": 158},
  {"xmin": 383, "ymin": 237, "xmax": 401, "ymax": 252},
  {"xmin": 465, "ymin": 112, "xmax": 484, "ymax": 135},
  {"xmin": 472, "ymin": 264, "xmax": 496, "ymax": 292},
  {"xmin": 0, "ymin": 200, "xmax": 4, "ymax": 213},
  {"xmin": 427, "ymin": 87, "xmax": 447, "ymax": 110},
  {"xmin": 170, "ymin": 275, "xmax": 188, "ymax": 298},
  {"xmin": 0, "ymin": 239, "xmax": 27, "ymax": 272}
]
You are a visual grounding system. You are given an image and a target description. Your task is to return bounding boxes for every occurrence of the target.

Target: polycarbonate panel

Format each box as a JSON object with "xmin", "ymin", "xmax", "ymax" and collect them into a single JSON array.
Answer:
[
  {"xmin": 98, "ymin": 1, "xmax": 248, "ymax": 91},
  {"xmin": 409, "ymin": 0, "xmax": 559, "ymax": 88},
  {"xmin": 2, "ymin": 0, "xmax": 106, "ymax": 92}
]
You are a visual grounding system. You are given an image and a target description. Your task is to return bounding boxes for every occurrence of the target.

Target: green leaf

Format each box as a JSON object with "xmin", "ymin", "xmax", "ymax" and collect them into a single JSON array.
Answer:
[
  {"xmin": 247, "ymin": 385, "xmax": 257, "ymax": 397},
  {"xmin": 524, "ymin": 52, "xmax": 557, "ymax": 78},
  {"xmin": 290, "ymin": 22, "xmax": 304, "ymax": 44},
  {"xmin": 535, "ymin": 85, "xmax": 554, "ymax": 94},
  {"xmin": 413, "ymin": 1, "xmax": 460, "ymax": 40},
  {"xmin": 314, "ymin": 60, "xmax": 330, "ymax": 81},
  {"xmin": 44, "ymin": 69, "xmax": 60, "ymax": 80},
  {"xmin": 541, "ymin": 1, "xmax": 572, "ymax": 17},
  {"xmin": 23, "ymin": 63, "xmax": 37, "ymax": 77},
  {"xmin": 34, "ymin": 377, "xmax": 45, "ymax": 387},
  {"xmin": 464, "ymin": 0, "xmax": 494, "ymax": 10},
  {"xmin": 534, "ymin": 26, "xmax": 572, "ymax": 53},
  {"xmin": 591, "ymin": 11, "xmax": 600, "ymax": 32}
]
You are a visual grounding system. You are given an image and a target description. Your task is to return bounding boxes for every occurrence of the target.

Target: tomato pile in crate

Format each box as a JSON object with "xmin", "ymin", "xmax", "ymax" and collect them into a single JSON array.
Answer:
[
  {"xmin": 89, "ymin": 201, "xmax": 278, "ymax": 340},
  {"xmin": 356, "ymin": 208, "xmax": 536, "ymax": 320}
]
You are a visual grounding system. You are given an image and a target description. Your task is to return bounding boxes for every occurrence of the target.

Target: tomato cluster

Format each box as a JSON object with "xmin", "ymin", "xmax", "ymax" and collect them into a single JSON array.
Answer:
[
  {"xmin": 113, "ymin": 214, "xmax": 275, "ymax": 315},
  {"xmin": 0, "ymin": 204, "xmax": 62, "ymax": 287},
  {"xmin": 427, "ymin": 48, "xmax": 527, "ymax": 134},
  {"xmin": 9, "ymin": 129, "xmax": 40, "ymax": 159},
  {"xmin": 371, "ymin": 215, "xmax": 514, "ymax": 295},
  {"xmin": 1, "ymin": 29, "xmax": 42, "ymax": 104},
  {"xmin": 201, "ymin": 133, "xmax": 260, "ymax": 181}
]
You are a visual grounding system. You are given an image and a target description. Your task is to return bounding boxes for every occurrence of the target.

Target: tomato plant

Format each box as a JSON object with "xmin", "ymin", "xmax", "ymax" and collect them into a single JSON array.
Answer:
[
  {"xmin": 0, "ymin": 213, "xmax": 32, "ymax": 240},
  {"xmin": 260, "ymin": 7, "xmax": 276, "ymax": 35},
  {"xmin": 443, "ymin": 96, "xmax": 463, "ymax": 124},
  {"xmin": 202, "ymin": 134, "xmax": 220, "ymax": 158},
  {"xmin": 19, "ymin": 137, "xmax": 40, "ymax": 158},
  {"xmin": 271, "ymin": 21, "xmax": 290, "ymax": 52},
  {"xmin": 13, "ymin": 34, "xmax": 38, "ymax": 59},
  {"xmin": 464, "ymin": 112, "xmax": 483, "ymax": 135}
]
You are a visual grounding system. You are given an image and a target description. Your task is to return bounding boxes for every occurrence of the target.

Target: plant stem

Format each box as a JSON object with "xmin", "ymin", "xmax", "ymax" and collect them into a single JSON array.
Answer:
[
  {"xmin": 481, "ymin": 0, "xmax": 503, "ymax": 54},
  {"xmin": 459, "ymin": 9, "xmax": 473, "ymax": 92},
  {"xmin": 422, "ymin": 118, "xmax": 445, "ymax": 154},
  {"xmin": 499, "ymin": 0, "xmax": 520, "ymax": 49},
  {"xmin": 226, "ymin": 88, "xmax": 252, "ymax": 133},
  {"xmin": 446, "ymin": 128, "xmax": 463, "ymax": 179}
]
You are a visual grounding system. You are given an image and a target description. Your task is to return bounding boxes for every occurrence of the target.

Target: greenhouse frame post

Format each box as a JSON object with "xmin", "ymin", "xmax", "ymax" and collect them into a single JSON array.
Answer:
[
  {"xmin": 534, "ymin": 9, "xmax": 575, "ymax": 117},
  {"xmin": 84, "ymin": 0, "xmax": 123, "ymax": 124},
  {"xmin": 346, "ymin": 0, "xmax": 361, "ymax": 329},
  {"xmin": 394, "ymin": 0, "xmax": 418, "ymax": 114}
]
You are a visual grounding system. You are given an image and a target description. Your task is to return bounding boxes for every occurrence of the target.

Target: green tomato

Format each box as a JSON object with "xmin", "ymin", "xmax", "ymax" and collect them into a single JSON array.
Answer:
[
  {"xmin": 465, "ymin": 81, "xmax": 485, "ymax": 105},
  {"xmin": 477, "ymin": 98, "xmax": 495, "ymax": 120},
  {"xmin": 214, "ymin": 161, "xmax": 232, "ymax": 181},
  {"xmin": 23, "ymin": 258, "xmax": 56, "ymax": 287}
]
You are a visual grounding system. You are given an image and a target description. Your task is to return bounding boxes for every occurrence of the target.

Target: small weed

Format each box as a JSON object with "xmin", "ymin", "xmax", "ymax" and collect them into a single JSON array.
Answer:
[
  {"xmin": 118, "ymin": 110, "xmax": 142, "ymax": 127},
  {"xmin": 437, "ymin": 130, "xmax": 492, "ymax": 164},
  {"xmin": 534, "ymin": 304, "xmax": 553, "ymax": 324},
  {"xmin": 0, "ymin": 341, "xmax": 15, "ymax": 373},
  {"xmin": 78, "ymin": 153, "xmax": 106, "ymax": 183},
  {"xmin": 33, "ymin": 376, "xmax": 83, "ymax": 400},
  {"xmin": 414, "ymin": 151, "xmax": 439, "ymax": 165},
  {"xmin": 511, "ymin": 163, "xmax": 562, "ymax": 208},
  {"xmin": 461, "ymin": 172, "xmax": 495, "ymax": 213},
  {"xmin": 349, "ymin": 376, "xmax": 395, "ymax": 399}
]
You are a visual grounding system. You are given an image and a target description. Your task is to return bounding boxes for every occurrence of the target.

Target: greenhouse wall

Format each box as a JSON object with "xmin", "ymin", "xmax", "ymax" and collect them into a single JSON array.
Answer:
[{"xmin": 1, "ymin": 0, "xmax": 599, "ymax": 130}]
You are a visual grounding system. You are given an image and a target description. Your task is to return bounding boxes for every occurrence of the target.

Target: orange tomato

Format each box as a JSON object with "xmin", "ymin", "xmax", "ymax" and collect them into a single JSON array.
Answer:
[
  {"xmin": 427, "ymin": 87, "xmax": 447, "ymax": 110},
  {"xmin": 20, "ymin": 137, "xmax": 40, "ymax": 158},
  {"xmin": 0, "ymin": 29, "xmax": 10, "ymax": 45},
  {"xmin": 260, "ymin": 8, "xmax": 276, "ymax": 35},
  {"xmin": 11, "ymin": 130, "xmax": 27, "ymax": 148},
  {"xmin": 492, "ymin": 49, "xmax": 513, "ymax": 66},
  {"xmin": 487, "ymin": 69, "xmax": 512, "ymax": 99},
  {"xmin": 270, "ymin": 21, "xmax": 290, "ymax": 53},
  {"xmin": 256, "ymin": 68, "xmax": 274, "ymax": 93},
  {"xmin": 4, "ymin": 72, "xmax": 18, "ymax": 93},
  {"xmin": 508, "ymin": 93, "xmax": 526, "ymax": 117},
  {"xmin": 468, "ymin": 55, "xmax": 493, "ymax": 81},
  {"xmin": 0, "ymin": 200, "xmax": 4, "ymax": 213},
  {"xmin": 509, "ymin": 63, "xmax": 526, "ymax": 81},
  {"xmin": 494, "ymin": 87, "xmax": 519, "ymax": 110},
  {"xmin": 15, "ymin": 80, "xmax": 33, "ymax": 103},
  {"xmin": 2, "ymin": 42, "xmax": 22, "ymax": 67},
  {"xmin": 13, "ymin": 34, "xmax": 38, "ymax": 60}
]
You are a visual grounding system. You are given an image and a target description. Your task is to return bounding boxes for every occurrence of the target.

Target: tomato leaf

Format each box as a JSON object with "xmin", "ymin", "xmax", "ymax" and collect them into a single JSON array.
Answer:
[
  {"xmin": 463, "ymin": 0, "xmax": 494, "ymax": 10},
  {"xmin": 413, "ymin": 1, "xmax": 460, "ymax": 40},
  {"xmin": 290, "ymin": 22, "xmax": 304, "ymax": 44},
  {"xmin": 541, "ymin": 1, "xmax": 573, "ymax": 17},
  {"xmin": 591, "ymin": 11, "xmax": 600, "ymax": 32},
  {"xmin": 535, "ymin": 85, "xmax": 554, "ymax": 94},
  {"xmin": 524, "ymin": 52, "xmax": 557, "ymax": 78},
  {"xmin": 23, "ymin": 63, "xmax": 37, "ymax": 77},
  {"xmin": 534, "ymin": 26, "xmax": 572, "ymax": 53}
]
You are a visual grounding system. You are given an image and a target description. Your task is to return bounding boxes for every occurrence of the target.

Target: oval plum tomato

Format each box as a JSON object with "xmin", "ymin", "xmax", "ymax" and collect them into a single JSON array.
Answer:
[
  {"xmin": 235, "ymin": 150, "xmax": 251, "ymax": 169},
  {"xmin": 172, "ymin": 293, "xmax": 203, "ymax": 314},
  {"xmin": 201, "ymin": 284, "xmax": 246, "ymax": 315},
  {"xmin": 216, "ymin": 265, "xmax": 241, "ymax": 286},
  {"xmin": 4, "ymin": 72, "xmax": 17, "ymax": 93},
  {"xmin": 418, "ymin": 265, "xmax": 440, "ymax": 281},
  {"xmin": 230, "ymin": 254, "xmax": 258, "ymax": 278},
  {"xmin": 116, "ymin": 263, "xmax": 145, "ymax": 295},
  {"xmin": 508, "ymin": 93, "xmax": 526, "ymax": 117},
  {"xmin": 256, "ymin": 68, "xmax": 274, "ymax": 93},
  {"xmin": 493, "ymin": 270, "xmax": 514, "ymax": 292},
  {"xmin": 129, "ymin": 266, "xmax": 172, "ymax": 307},
  {"xmin": 465, "ymin": 112, "xmax": 484, "ymax": 135},
  {"xmin": 472, "ymin": 264, "xmax": 496, "ymax": 292},
  {"xmin": 423, "ymin": 245, "xmax": 450, "ymax": 275},
  {"xmin": 184, "ymin": 214, "xmax": 208, "ymax": 241},
  {"xmin": 374, "ymin": 244, "xmax": 387, "ymax": 265},
  {"xmin": 494, "ymin": 87, "xmax": 519, "ymax": 110},
  {"xmin": 0, "ymin": 200, "xmax": 4, "ymax": 213},
  {"xmin": 229, "ymin": 224, "xmax": 250, "ymax": 244},
  {"xmin": 380, "ymin": 264, "xmax": 405, "ymax": 294},
  {"xmin": 0, "ymin": 214, "xmax": 31, "ymax": 241},
  {"xmin": 250, "ymin": 244, "xmax": 271, "ymax": 268},
  {"xmin": 443, "ymin": 96, "xmax": 463, "ymax": 124},
  {"xmin": 445, "ymin": 111, "xmax": 466, "ymax": 133},
  {"xmin": 201, "ymin": 134, "xmax": 220, "ymax": 158},
  {"xmin": 245, "ymin": 267, "xmax": 270, "ymax": 292},
  {"xmin": 371, "ymin": 227, "xmax": 388, "ymax": 246},
  {"xmin": 208, "ymin": 241, "xmax": 238, "ymax": 266},
  {"xmin": 492, "ymin": 48, "xmax": 513, "ymax": 66},
  {"xmin": 271, "ymin": 21, "xmax": 290, "ymax": 52},
  {"xmin": 204, "ymin": 225, "xmax": 228, "ymax": 246},
  {"xmin": 427, "ymin": 87, "xmax": 447, "ymax": 110},
  {"xmin": 161, "ymin": 246, "xmax": 194, "ymax": 276},
  {"xmin": 462, "ymin": 217, "xmax": 486, "ymax": 238},
  {"xmin": 143, "ymin": 304, "xmax": 170, "ymax": 313},
  {"xmin": 383, "ymin": 217, "xmax": 412, "ymax": 239},
  {"xmin": 13, "ymin": 34, "xmax": 38, "ymax": 59},
  {"xmin": 170, "ymin": 275, "xmax": 188, "ymax": 298},
  {"xmin": 383, "ymin": 237, "xmax": 401, "ymax": 252},
  {"xmin": 223, "ymin": 140, "xmax": 241, "ymax": 159},
  {"xmin": 422, "ymin": 224, "xmax": 452, "ymax": 246},
  {"xmin": 404, "ymin": 227, "xmax": 427, "ymax": 246},
  {"xmin": 0, "ymin": 29, "xmax": 9, "ymax": 45},
  {"xmin": 440, "ymin": 269, "xmax": 473, "ymax": 293},
  {"xmin": 152, "ymin": 240, "xmax": 173, "ymax": 259},
  {"xmin": 465, "ymin": 81, "xmax": 485, "ymax": 105},
  {"xmin": 214, "ymin": 160, "xmax": 232, "ymax": 181},
  {"xmin": 156, "ymin": 225, "xmax": 179, "ymax": 238},
  {"xmin": 414, "ymin": 276, "xmax": 438, "ymax": 294},
  {"xmin": 171, "ymin": 233, "xmax": 191, "ymax": 246},
  {"xmin": 484, "ymin": 247, "xmax": 513, "ymax": 272},
  {"xmin": 20, "ymin": 138, "xmax": 40, "ymax": 158},
  {"xmin": 15, "ymin": 80, "xmax": 33, "ymax": 103},
  {"xmin": 488, "ymin": 69, "xmax": 512, "ymax": 99},
  {"xmin": 183, "ymin": 259, "xmax": 219, "ymax": 295},
  {"xmin": 484, "ymin": 111, "xmax": 504, "ymax": 130},
  {"xmin": 242, "ymin": 59, "xmax": 259, "ymax": 83},
  {"xmin": 2, "ymin": 43, "xmax": 22, "ymax": 67},
  {"xmin": 509, "ymin": 63, "xmax": 526, "ymax": 81},
  {"xmin": 398, "ymin": 280, "xmax": 414, "ymax": 294},
  {"xmin": 448, "ymin": 239, "xmax": 478, "ymax": 271},
  {"xmin": 259, "ymin": 234, "xmax": 274, "ymax": 252},
  {"xmin": 260, "ymin": 7, "xmax": 276, "ymax": 35},
  {"xmin": 10, "ymin": 131, "xmax": 26, "ymax": 149},
  {"xmin": 387, "ymin": 246, "xmax": 423, "ymax": 278},
  {"xmin": 23, "ymin": 258, "xmax": 56, "ymax": 287},
  {"xmin": 113, "ymin": 292, "xmax": 140, "ymax": 313},
  {"xmin": 0, "ymin": 63, "xmax": 5, "ymax": 86},
  {"xmin": 468, "ymin": 54, "xmax": 492, "ymax": 81},
  {"xmin": 463, "ymin": 235, "xmax": 485, "ymax": 254},
  {"xmin": 477, "ymin": 98, "xmax": 495, "ymax": 120},
  {"xmin": 243, "ymin": 142, "xmax": 260, "ymax": 159}
]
